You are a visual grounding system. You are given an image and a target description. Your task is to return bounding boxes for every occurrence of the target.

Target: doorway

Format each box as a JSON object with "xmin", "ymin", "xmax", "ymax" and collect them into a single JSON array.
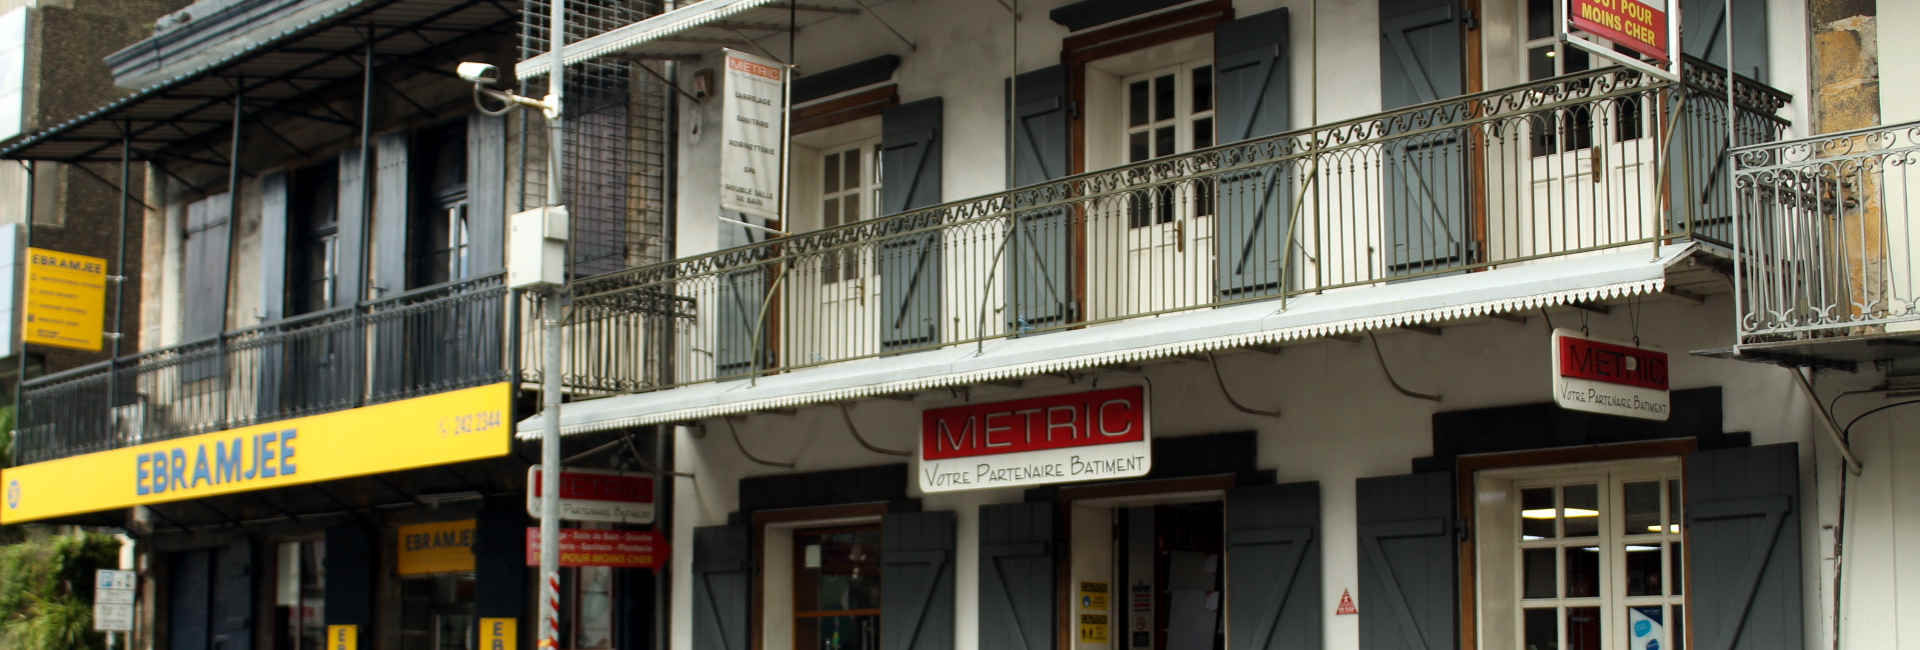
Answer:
[{"xmin": 1069, "ymin": 493, "xmax": 1226, "ymax": 650}]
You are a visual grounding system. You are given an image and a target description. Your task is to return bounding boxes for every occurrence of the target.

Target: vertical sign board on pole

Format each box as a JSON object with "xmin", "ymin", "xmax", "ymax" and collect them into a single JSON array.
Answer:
[
  {"xmin": 719, "ymin": 49, "xmax": 788, "ymax": 224},
  {"xmin": 92, "ymin": 569, "xmax": 135, "ymax": 633},
  {"xmin": 327, "ymin": 625, "xmax": 357, "ymax": 650},
  {"xmin": 22, "ymin": 247, "xmax": 107, "ymax": 351},
  {"xmin": 481, "ymin": 618, "xmax": 518, "ymax": 650}
]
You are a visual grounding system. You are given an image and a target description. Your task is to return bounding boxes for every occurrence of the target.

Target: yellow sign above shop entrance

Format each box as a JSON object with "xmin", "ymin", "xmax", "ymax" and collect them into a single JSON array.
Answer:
[
  {"xmin": 398, "ymin": 519, "xmax": 477, "ymax": 576},
  {"xmin": 0, "ymin": 382, "xmax": 512, "ymax": 524}
]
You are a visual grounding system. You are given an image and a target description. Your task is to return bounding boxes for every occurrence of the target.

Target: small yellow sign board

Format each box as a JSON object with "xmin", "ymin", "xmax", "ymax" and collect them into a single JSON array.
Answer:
[
  {"xmin": 326, "ymin": 625, "xmax": 357, "ymax": 650},
  {"xmin": 22, "ymin": 247, "xmax": 106, "ymax": 351},
  {"xmin": 1079, "ymin": 581, "xmax": 1109, "ymax": 611},
  {"xmin": 1078, "ymin": 614, "xmax": 1109, "ymax": 643},
  {"xmin": 398, "ymin": 519, "xmax": 477, "ymax": 576},
  {"xmin": 481, "ymin": 618, "xmax": 518, "ymax": 650}
]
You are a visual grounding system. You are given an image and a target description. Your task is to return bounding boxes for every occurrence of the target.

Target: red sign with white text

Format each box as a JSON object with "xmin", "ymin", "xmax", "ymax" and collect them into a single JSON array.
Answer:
[
  {"xmin": 919, "ymin": 386, "xmax": 1151, "ymax": 493},
  {"xmin": 524, "ymin": 528, "xmax": 665, "ymax": 569},
  {"xmin": 526, "ymin": 468, "xmax": 655, "ymax": 524},
  {"xmin": 1551, "ymin": 329, "xmax": 1670, "ymax": 421},
  {"xmin": 1570, "ymin": 0, "xmax": 1669, "ymax": 63}
]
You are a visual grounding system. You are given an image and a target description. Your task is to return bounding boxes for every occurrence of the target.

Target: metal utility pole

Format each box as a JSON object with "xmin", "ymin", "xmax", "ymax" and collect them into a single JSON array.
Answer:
[{"xmin": 538, "ymin": 0, "xmax": 568, "ymax": 645}]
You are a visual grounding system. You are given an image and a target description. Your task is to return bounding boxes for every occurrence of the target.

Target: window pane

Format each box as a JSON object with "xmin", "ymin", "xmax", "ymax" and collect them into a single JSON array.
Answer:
[
  {"xmin": 845, "ymin": 152, "xmax": 861, "ymax": 191},
  {"xmin": 1529, "ymin": 46, "xmax": 1556, "ymax": 81},
  {"xmin": 1155, "ymin": 126, "xmax": 1175, "ymax": 158},
  {"xmin": 1524, "ymin": 608, "xmax": 1559, "ymax": 650},
  {"xmin": 1193, "ymin": 65, "xmax": 1214, "ymax": 113},
  {"xmin": 1668, "ymin": 479, "xmax": 1682, "ymax": 531},
  {"xmin": 1522, "ymin": 487, "xmax": 1557, "ymax": 540},
  {"xmin": 1130, "ymin": 131, "xmax": 1150, "ymax": 163},
  {"xmin": 1674, "ymin": 605, "xmax": 1685, "ymax": 650},
  {"xmin": 845, "ymin": 193, "xmax": 861, "ymax": 224},
  {"xmin": 1527, "ymin": 0, "xmax": 1553, "ymax": 40},
  {"xmin": 1672, "ymin": 541, "xmax": 1683, "ymax": 596},
  {"xmin": 1566, "ymin": 546, "xmax": 1601, "ymax": 598},
  {"xmin": 798, "ymin": 615, "xmax": 879, "ymax": 650},
  {"xmin": 1565, "ymin": 47, "xmax": 1591, "ymax": 73},
  {"xmin": 1154, "ymin": 74, "xmax": 1176, "ymax": 122},
  {"xmin": 1623, "ymin": 543, "xmax": 1662, "ymax": 596},
  {"xmin": 1130, "ymin": 81, "xmax": 1150, "ymax": 127},
  {"xmin": 824, "ymin": 198, "xmax": 840, "ymax": 228},
  {"xmin": 1193, "ymin": 117, "xmax": 1214, "ymax": 149},
  {"xmin": 1627, "ymin": 606, "xmax": 1663, "ymax": 650},
  {"xmin": 1564, "ymin": 485, "xmax": 1600, "ymax": 537},
  {"xmin": 1623, "ymin": 481, "xmax": 1661, "ymax": 535},
  {"xmin": 1567, "ymin": 607, "xmax": 1601, "ymax": 650},
  {"xmin": 824, "ymin": 152, "xmax": 841, "ymax": 192},
  {"xmin": 1523, "ymin": 548, "xmax": 1557, "ymax": 599}
]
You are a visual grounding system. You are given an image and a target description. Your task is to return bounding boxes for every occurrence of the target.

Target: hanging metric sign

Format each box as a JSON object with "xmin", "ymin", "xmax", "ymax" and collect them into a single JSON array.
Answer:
[
  {"xmin": 1551, "ymin": 329, "xmax": 1670, "ymax": 421},
  {"xmin": 918, "ymin": 386, "xmax": 1151, "ymax": 493},
  {"xmin": 719, "ymin": 49, "xmax": 787, "ymax": 221}
]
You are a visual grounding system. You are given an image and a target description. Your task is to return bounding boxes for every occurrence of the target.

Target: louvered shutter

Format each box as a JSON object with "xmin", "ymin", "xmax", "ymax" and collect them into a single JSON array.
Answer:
[
  {"xmin": 465, "ymin": 114, "xmax": 508, "ymax": 380},
  {"xmin": 1006, "ymin": 66, "xmax": 1072, "ymax": 328},
  {"xmin": 336, "ymin": 148, "xmax": 368, "ymax": 305},
  {"xmin": 182, "ymin": 194, "xmax": 231, "ymax": 383},
  {"xmin": 258, "ymin": 173, "xmax": 289, "ymax": 416},
  {"xmin": 978, "ymin": 502, "xmax": 1054, "ymax": 650},
  {"xmin": 1356, "ymin": 471, "xmax": 1456, "ymax": 650},
  {"xmin": 693, "ymin": 524, "xmax": 752, "ymax": 650},
  {"xmin": 714, "ymin": 262, "xmax": 767, "ymax": 377},
  {"xmin": 1227, "ymin": 481, "xmax": 1320, "ymax": 650},
  {"xmin": 211, "ymin": 539, "xmax": 255, "ymax": 650},
  {"xmin": 883, "ymin": 511, "xmax": 956, "ymax": 650},
  {"xmin": 1379, "ymin": 0, "xmax": 1468, "ymax": 275},
  {"xmin": 1215, "ymin": 8, "xmax": 1296, "ymax": 297},
  {"xmin": 879, "ymin": 98, "xmax": 944, "ymax": 350},
  {"xmin": 1685, "ymin": 443, "xmax": 1802, "ymax": 650},
  {"xmin": 372, "ymin": 131, "xmax": 410, "ymax": 394}
]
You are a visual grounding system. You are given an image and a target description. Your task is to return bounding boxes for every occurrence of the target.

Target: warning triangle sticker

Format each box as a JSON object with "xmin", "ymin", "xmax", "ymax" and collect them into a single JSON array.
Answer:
[{"xmin": 1335, "ymin": 589, "xmax": 1358, "ymax": 615}]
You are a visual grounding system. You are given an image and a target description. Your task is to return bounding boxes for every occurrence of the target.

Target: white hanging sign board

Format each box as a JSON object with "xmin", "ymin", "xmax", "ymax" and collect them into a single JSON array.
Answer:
[
  {"xmin": 94, "ymin": 569, "xmax": 136, "ymax": 632},
  {"xmin": 1550, "ymin": 329, "xmax": 1670, "ymax": 421},
  {"xmin": 719, "ymin": 49, "xmax": 788, "ymax": 222}
]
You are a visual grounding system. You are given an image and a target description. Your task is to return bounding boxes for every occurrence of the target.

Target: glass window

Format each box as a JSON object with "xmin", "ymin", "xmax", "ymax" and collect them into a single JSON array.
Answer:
[
  {"xmin": 794, "ymin": 525, "xmax": 882, "ymax": 650},
  {"xmin": 576, "ymin": 566, "xmax": 614, "ymax": 649},
  {"xmin": 819, "ymin": 142, "xmax": 877, "ymax": 284},
  {"xmin": 1506, "ymin": 466, "xmax": 1685, "ymax": 650},
  {"xmin": 1123, "ymin": 62, "xmax": 1215, "ymax": 228},
  {"xmin": 400, "ymin": 573, "xmax": 477, "ymax": 650},
  {"xmin": 273, "ymin": 539, "xmax": 326, "ymax": 650}
]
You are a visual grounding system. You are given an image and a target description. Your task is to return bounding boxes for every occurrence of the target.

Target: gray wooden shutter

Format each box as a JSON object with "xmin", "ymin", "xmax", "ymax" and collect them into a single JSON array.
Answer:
[
  {"xmin": 168, "ymin": 549, "xmax": 213, "ymax": 650},
  {"xmin": 1356, "ymin": 471, "xmax": 1455, "ymax": 650},
  {"xmin": 1685, "ymin": 443, "xmax": 1802, "ymax": 650},
  {"xmin": 468, "ymin": 112, "xmax": 508, "ymax": 275},
  {"xmin": 883, "ymin": 511, "xmax": 956, "ymax": 650},
  {"xmin": 1006, "ymin": 66, "xmax": 1072, "ymax": 329},
  {"xmin": 1682, "ymin": 0, "xmax": 1768, "ymax": 82},
  {"xmin": 692, "ymin": 524, "xmax": 752, "ymax": 650},
  {"xmin": 714, "ymin": 265, "xmax": 767, "ymax": 377},
  {"xmin": 1379, "ymin": 0, "xmax": 1468, "ymax": 275},
  {"xmin": 880, "ymin": 98, "xmax": 944, "ymax": 350},
  {"xmin": 257, "ymin": 173, "xmax": 289, "ymax": 416},
  {"xmin": 978, "ymin": 502, "xmax": 1054, "ymax": 650},
  {"xmin": 1214, "ymin": 8, "xmax": 1295, "ymax": 297},
  {"xmin": 211, "ymin": 539, "xmax": 255, "ymax": 650},
  {"xmin": 372, "ymin": 132, "xmax": 410, "ymax": 395},
  {"xmin": 337, "ymin": 148, "xmax": 368, "ymax": 305},
  {"xmin": 183, "ymin": 194, "xmax": 232, "ymax": 383},
  {"xmin": 1227, "ymin": 481, "xmax": 1320, "ymax": 650}
]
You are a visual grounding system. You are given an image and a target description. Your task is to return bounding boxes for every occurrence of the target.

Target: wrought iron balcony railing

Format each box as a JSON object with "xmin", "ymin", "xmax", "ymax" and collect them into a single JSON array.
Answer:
[
  {"xmin": 572, "ymin": 57, "xmax": 1789, "ymax": 388},
  {"xmin": 1732, "ymin": 120, "xmax": 1920, "ymax": 345}
]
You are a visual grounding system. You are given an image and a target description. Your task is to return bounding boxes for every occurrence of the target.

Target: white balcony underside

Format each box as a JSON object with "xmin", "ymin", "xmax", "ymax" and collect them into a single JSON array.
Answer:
[{"xmin": 516, "ymin": 242, "xmax": 1700, "ymax": 438}]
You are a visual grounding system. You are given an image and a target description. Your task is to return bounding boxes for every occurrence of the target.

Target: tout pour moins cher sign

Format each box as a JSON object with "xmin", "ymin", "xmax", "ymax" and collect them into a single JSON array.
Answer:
[{"xmin": 918, "ymin": 386, "xmax": 1151, "ymax": 493}]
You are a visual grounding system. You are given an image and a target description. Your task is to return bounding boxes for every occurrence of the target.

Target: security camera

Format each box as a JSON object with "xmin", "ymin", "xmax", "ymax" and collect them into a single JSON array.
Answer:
[{"xmin": 457, "ymin": 61, "xmax": 500, "ymax": 86}]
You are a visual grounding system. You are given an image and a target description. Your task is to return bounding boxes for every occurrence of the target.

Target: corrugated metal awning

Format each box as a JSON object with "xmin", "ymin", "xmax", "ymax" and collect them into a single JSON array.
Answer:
[
  {"xmin": 0, "ymin": 0, "xmax": 517, "ymax": 163},
  {"xmin": 515, "ymin": 0, "xmax": 874, "ymax": 79},
  {"xmin": 517, "ymin": 243, "xmax": 1704, "ymax": 438}
]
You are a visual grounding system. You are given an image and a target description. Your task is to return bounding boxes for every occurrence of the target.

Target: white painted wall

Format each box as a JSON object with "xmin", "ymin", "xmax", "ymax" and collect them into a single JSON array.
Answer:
[
  {"xmin": 669, "ymin": 293, "xmax": 1828, "ymax": 650},
  {"xmin": 1882, "ymin": 0, "xmax": 1920, "ymax": 125}
]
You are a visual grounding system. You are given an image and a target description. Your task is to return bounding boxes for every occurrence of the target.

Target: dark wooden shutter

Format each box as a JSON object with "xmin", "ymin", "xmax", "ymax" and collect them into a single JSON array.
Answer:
[
  {"xmin": 1682, "ymin": 0, "xmax": 1769, "ymax": 82},
  {"xmin": 337, "ymin": 148, "xmax": 368, "ymax": 305},
  {"xmin": 258, "ymin": 173, "xmax": 289, "ymax": 416},
  {"xmin": 1356, "ymin": 471, "xmax": 1455, "ymax": 650},
  {"xmin": 714, "ymin": 265, "xmax": 766, "ymax": 377},
  {"xmin": 883, "ymin": 511, "xmax": 956, "ymax": 650},
  {"xmin": 1006, "ymin": 66, "xmax": 1072, "ymax": 328},
  {"xmin": 879, "ymin": 98, "xmax": 944, "ymax": 350},
  {"xmin": 211, "ymin": 539, "xmax": 254, "ymax": 650},
  {"xmin": 1214, "ymin": 8, "xmax": 1295, "ymax": 297},
  {"xmin": 372, "ymin": 131, "xmax": 410, "ymax": 395},
  {"xmin": 978, "ymin": 502, "xmax": 1054, "ymax": 650},
  {"xmin": 692, "ymin": 524, "xmax": 752, "ymax": 650},
  {"xmin": 1685, "ymin": 443, "xmax": 1802, "ymax": 650},
  {"xmin": 1379, "ymin": 0, "xmax": 1468, "ymax": 275},
  {"xmin": 324, "ymin": 525, "xmax": 375, "ymax": 632},
  {"xmin": 468, "ymin": 112, "xmax": 508, "ymax": 275},
  {"xmin": 168, "ymin": 549, "xmax": 213, "ymax": 650},
  {"xmin": 1227, "ymin": 481, "xmax": 1320, "ymax": 650},
  {"xmin": 474, "ymin": 507, "xmax": 528, "ymax": 634}
]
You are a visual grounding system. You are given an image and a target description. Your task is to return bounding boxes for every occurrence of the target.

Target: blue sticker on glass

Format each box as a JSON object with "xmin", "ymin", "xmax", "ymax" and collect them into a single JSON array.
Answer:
[{"xmin": 1635, "ymin": 620, "xmax": 1652, "ymax": 637}]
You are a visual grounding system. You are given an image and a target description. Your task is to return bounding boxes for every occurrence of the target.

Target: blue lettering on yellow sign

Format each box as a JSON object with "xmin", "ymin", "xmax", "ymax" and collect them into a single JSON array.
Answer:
[{"xmin": 133, "ymin": 429, "xmax": 300, "ymax": 495}]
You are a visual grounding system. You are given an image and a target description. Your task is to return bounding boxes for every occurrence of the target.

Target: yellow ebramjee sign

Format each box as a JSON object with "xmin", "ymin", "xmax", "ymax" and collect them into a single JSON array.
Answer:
[
  {"xmin": 398, "ymin": 519, "xmax": 477, "ymax": 576},
  {"xmin": 0, "ymin": 382, "xmax": 512, "ymax": 524},
  {"xmin": 22, "ymin": 247, "xmax": 107, "ymax": 351}
]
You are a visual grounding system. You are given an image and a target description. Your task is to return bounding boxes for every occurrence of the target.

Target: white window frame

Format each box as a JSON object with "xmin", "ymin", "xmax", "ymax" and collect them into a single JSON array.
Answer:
[
  {"xmin": 1478, "ymin": 458, "xmax": 1687, "ymax": 650},
  {"xmin": 817, "ymin": 139, "xmax": 881, "ymax": 285},
  {"xmin": 1121, "ymin": 60, "xmax": 1215, "ymax": 229}
]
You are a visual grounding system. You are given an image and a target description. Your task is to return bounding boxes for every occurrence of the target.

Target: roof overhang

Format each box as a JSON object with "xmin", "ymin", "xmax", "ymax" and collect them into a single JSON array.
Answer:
[
  {"xmin": 0, "ymin": 0, "xmax": 516, "ymax": 164},
  {"xmin": 514, "ymin": 0, "xmax": 879, "ymax": 80},
  {"xmin": 518, "ymin": 242, "xmax": 1707, "ymax": 438}
]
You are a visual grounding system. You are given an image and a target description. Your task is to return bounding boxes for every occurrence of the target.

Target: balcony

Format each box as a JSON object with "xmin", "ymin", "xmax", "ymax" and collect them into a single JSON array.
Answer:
[
  {"xmin": 1732, "ymin": 120, "xmax": 1920, "ymax": 366},
  {"xmin": 572, "ymin": 58, "xmax": 1787, "ymax": 389}
]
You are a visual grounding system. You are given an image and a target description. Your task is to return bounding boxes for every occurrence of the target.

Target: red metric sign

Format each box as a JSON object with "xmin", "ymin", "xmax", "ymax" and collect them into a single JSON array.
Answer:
[{"xmin": 921, "ymin": 386, "xmax": 1147, "ymax": 461}]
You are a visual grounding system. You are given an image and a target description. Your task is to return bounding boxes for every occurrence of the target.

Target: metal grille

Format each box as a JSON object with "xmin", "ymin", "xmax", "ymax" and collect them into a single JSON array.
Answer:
[{"xmin": 521, "ymin": 0, "xmax": 672, "ymax": 277}]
